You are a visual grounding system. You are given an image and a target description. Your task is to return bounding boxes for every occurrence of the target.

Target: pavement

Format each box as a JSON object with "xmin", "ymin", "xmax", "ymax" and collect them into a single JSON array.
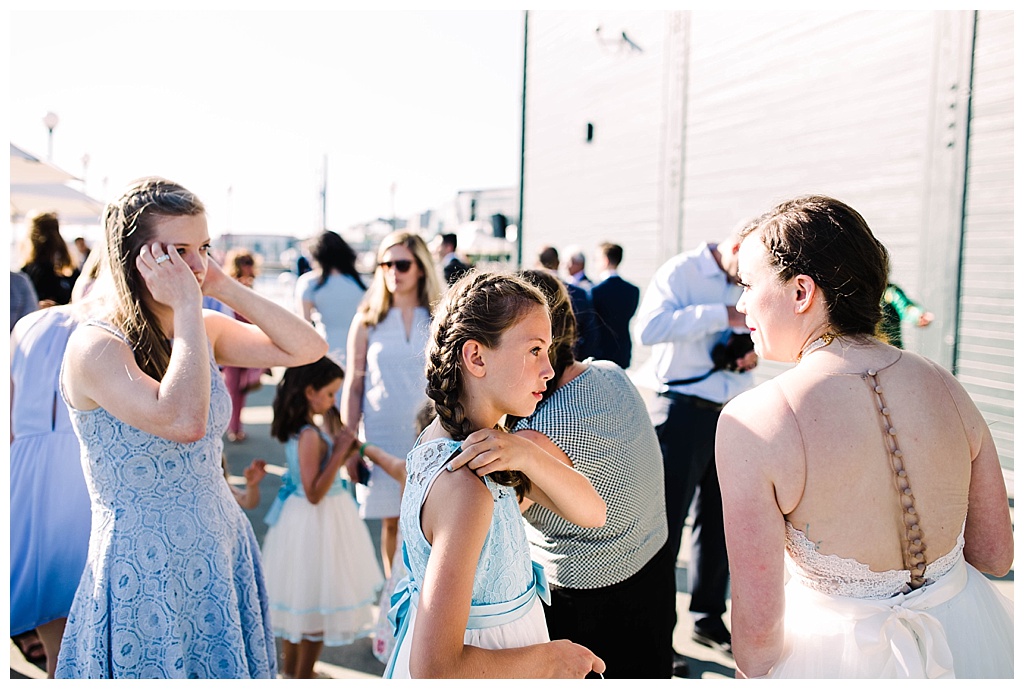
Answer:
[{"xmin": 10, "ymin": 367, "xmax": 1014, "ymax": 680}]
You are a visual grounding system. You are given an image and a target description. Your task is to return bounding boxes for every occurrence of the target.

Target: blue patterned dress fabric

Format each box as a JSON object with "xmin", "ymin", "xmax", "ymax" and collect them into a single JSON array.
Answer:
[
  {"xmin": 55, "ymin": 321, "xmax": 277, "ymax": 679},
  {"xmin": 384, "ymin": 437, "xmax": 550, "ymax": 678}
]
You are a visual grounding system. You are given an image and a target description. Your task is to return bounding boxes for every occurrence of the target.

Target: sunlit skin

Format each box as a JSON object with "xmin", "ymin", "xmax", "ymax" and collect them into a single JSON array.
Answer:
[
  {"xmin": 138, "ymin": 214, "xmax": 212, "ymax": 337},
  {"xmin": 735, "ymin": 234, "xmax": 820, "ymax": 363},
  {"xmin": 462, "ymin": 305, "xmax": 555, "ymax": 428}
]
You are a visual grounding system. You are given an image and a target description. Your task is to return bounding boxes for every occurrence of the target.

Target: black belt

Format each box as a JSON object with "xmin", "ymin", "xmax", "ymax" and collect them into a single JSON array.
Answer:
[{"xmin": 658, "ymin": 390, "xmax": 725, "ymax": 412}]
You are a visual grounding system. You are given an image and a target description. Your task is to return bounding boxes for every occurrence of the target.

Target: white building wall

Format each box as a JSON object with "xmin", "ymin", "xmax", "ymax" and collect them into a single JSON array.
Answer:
[
  {"xmin": 522, "ymin": 10, "xmax": 1012, "ymax": 472},
  {"xmin": 521, "ymin": 10, "xmax": 669, "ymax": 285}
]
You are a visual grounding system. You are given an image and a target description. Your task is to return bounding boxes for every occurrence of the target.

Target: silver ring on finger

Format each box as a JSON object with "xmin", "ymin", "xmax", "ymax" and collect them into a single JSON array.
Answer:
[{"xmin": 155, "ymin": 254, "xmax": 171, "ymax": 264}]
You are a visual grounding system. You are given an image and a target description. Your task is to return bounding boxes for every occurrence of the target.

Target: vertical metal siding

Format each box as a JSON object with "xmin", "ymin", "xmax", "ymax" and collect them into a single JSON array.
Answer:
[
  {"xmin": 522, "ymin": 11, "xmax": 670, "ymax": 284},
  {"xmin": 955, "ymin": 10, "xmax": 1014, "ymax": 471}
]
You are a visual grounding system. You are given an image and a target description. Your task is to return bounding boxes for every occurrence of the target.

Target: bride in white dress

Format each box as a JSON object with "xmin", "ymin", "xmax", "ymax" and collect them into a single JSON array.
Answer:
[{"xmin": 716, "ymin": 196, "xmax": 1013, "ymax": 679}]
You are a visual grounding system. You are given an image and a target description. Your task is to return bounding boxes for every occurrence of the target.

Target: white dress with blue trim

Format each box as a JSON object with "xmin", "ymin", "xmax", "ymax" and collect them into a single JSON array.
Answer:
[
  {"xmin": 384, "ymin": 437, "xmax": 550, "ymax": 678},
  {"xmin": 261, "ymin": 425, "xmax": 384, "ymax": 645}
]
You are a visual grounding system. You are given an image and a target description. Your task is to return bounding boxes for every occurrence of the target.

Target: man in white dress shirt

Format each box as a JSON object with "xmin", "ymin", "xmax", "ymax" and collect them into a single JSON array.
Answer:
[{"xmin": 634, "ymin": 230, "xmax": 757, "ymax": 667}]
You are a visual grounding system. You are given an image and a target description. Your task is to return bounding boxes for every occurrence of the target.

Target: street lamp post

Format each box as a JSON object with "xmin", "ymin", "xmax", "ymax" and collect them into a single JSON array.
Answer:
[{"xmin": 42, "ymin": 111, "xmax": 59, "ymax": 162}]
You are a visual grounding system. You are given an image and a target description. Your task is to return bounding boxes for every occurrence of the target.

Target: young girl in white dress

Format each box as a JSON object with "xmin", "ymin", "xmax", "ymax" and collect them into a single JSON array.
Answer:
[
  {"xmin": 384, "ymin": 271, "xmax": 607, "ymax": 679},
  {"xmin": 261, "ymin": 356, "xmax": 384, "ymax": 679}
]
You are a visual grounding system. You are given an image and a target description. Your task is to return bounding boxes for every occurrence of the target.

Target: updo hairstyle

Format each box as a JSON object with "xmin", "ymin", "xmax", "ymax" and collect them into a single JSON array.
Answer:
[{"xmin": 741, "ymin": 195, "xmax": 890, "ymax": 337}]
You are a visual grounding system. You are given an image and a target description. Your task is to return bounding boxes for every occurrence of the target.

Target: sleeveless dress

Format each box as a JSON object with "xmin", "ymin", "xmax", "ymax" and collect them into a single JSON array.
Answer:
[
  {"xmin": 295, "ymin": 271, "xmax": 364, "ymax": 370},
  {"xmin": 356, "ymin": 306, "xmax": 431, "ymax": 519},
  {"xmin": 55, "ymin": 321, "xmax": 277, "ymax": 679},
  {"xmin": 383, "ymin": 438, "xmax": 550, "ymax": 679},
  {"xmin": 261, "ymin": 425, "xmax": 384, "ymax": 645},
  {"xmin": 9, "ymin": 307, "xmax": 92, "ymax": 636},
  {"xmin": 768, "ymin": 365, "xmax": 1013, "ymax": 679}
]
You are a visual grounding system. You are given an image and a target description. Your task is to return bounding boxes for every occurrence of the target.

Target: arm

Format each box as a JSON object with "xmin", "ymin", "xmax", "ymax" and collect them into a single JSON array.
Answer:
[
  {"xmin": 715, "ymin": 390, "xmax": 793, "ymax": 679},
  {"xmin": 298, "ymin": 424, "xmax": 358, "ymax": 505},
  {"xmin": 202, "ymin": 258, "xmax": 327, "ymax": 370},
  {"xmin": 410, "ymin": 467, "xmax": 604, "ymax": 678},
  {"xmin": 448, "ymin": 428, "xmax": 606, "ymax": 528},
  {"xmin": 633, "ymin": 263, "xmax": 732, "ymax": 346},
  {"xmin": 360, "ymin": 443, "xmax": 408, "ymax": 485},
  {"xmin": 233, "ymin": 459, "xmax": 267, "ymax": 510},
  {"xmin": 62, "ymin": 243, "xmax": 211, "ymax": 443},
  {"xmin": 934, "ymin": 363, "xmax": 1014, "ymax": 575},
  {"xmin": 340, "ymin": 314, "xmax": 369, "ymax": 480}
]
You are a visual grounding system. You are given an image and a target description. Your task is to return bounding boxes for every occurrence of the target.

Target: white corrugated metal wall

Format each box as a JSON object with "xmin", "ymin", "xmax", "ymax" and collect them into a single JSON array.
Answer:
[
  {"xmin": 954, "ymin": 10, "xmax": 1014, "ymax": 472},
  {"xmin": 521, "ymin": 10, "xmax": 1013, "ymax": 473},
  {"xmin": 520, "ymin": 10, "xmax": 669, "ymax": 285}
]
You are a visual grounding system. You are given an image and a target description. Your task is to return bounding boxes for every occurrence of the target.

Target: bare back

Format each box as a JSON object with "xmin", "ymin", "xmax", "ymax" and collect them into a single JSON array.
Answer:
[{"xmin": 772, "ymin": 344, "xmax": 972, "ymax": 574}]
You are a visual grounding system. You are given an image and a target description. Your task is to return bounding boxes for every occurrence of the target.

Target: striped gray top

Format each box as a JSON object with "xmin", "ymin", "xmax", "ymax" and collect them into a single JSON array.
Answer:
[{"xmin": 514, "ymin": 360, "xmax": 668, "ymax": 589}]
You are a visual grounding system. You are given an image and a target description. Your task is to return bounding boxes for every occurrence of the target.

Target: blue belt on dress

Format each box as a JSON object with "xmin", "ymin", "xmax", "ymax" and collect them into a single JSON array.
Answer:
[{"xmin": 382, "ymin": 545, "xmax": 551, "ymax": 678}]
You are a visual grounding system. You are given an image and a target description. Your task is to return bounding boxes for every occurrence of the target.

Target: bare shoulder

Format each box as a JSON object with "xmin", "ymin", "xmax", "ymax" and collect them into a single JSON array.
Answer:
[
  {"xmin": 718, "ymin": 377, "xmax": 804, "ymax": 508},
  {"xmin": 421, "ymin": 464, "xmax": 493, "ymax": 544},
  {"xmin": 63, "ymin": 322, "xmax": 135, "ymax": 407},
  {"xmin": 721, "ymin": 376, "xmax": 793, "ymax": 434}
]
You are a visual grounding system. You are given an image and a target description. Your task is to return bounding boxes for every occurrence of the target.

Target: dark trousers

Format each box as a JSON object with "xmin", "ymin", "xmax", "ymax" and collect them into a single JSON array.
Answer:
[
  {"xmin": 542, "ymin": 541, "xmax": 676, "ymax": 678},
  {"xmin": 653, "ymin": 392, "xmax": 729, "ymax": 625}
]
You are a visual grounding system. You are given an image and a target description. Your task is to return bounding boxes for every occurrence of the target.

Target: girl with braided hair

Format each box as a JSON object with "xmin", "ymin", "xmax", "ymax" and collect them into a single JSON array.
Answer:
[{"xmin": 384, "ymin": 271, "xmax": 606, "ymax": 679}]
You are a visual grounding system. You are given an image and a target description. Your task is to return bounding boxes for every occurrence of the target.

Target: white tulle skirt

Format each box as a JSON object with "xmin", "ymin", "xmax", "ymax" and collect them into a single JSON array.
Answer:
[
  {"xmin": 769, "ymin": 555, "xmax": 1013, "ymax": 678},
  {"xmin": 262, "ymin": 491, "xmax": 384, "ymax": 646},
  {"xmin": 387, "ymin": 593, "xmax": 549, "ymax": 678}
]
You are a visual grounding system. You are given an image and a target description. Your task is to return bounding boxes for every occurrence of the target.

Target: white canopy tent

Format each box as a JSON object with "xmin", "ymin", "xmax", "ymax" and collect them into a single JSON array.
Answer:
[
  {"xmin": 10, "ymin": 143, "xmax": 104, "ymax": 226},
  {"xmin": 10, "ymin": 143, "xmax": 78, "ymax": 184},
  {"xmin": 10, "ymin": 183, "xmax": 104, "ymax": 226}
]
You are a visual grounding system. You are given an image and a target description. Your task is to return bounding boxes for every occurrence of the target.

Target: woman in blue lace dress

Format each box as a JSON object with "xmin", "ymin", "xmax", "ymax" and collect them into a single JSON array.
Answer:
[
  {"xmin": 55, "ymin": 177, "xmax": 328, "ymax": 679},
  {"xmin": 384, "ymin": 271, "xmax": 606, "ymax": 679}
]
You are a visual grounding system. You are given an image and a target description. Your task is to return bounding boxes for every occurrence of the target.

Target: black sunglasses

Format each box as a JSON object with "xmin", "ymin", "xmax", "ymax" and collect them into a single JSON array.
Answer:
[{"xmin": 379, "ymin": 259, "xmax": 413, "ymax": 273}]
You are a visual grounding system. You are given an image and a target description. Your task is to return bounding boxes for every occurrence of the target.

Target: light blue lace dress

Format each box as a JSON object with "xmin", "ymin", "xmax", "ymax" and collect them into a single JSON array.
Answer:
[
  {"xmin": 384, "ymin": 437, "xmax": 550, "ymax": 678},
  {"xmin": 55, "ymin": 321, "xmax": 276, "ymax": 679}
]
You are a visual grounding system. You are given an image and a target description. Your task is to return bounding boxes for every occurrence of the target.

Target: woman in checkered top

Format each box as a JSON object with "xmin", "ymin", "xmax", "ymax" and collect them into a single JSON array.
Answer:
[{"xmin": 511, "ymin": 269, "xmax": 676, "ymax": 679}]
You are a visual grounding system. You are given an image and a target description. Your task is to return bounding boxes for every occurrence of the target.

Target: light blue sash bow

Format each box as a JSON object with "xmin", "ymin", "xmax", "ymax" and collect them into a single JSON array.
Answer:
[
  {"xmin": 263, "ymin": 471, "xmax": 298, "ymax": 526},
  {"xmin": 382, "ymin": 547, "xmax": 550, "ymax": 678}
]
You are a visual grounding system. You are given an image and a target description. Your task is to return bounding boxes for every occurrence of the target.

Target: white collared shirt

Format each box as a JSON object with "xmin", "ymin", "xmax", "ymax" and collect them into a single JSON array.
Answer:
[{"xmin": 633, "ymin": 242, "xmax": 753, "ymax": 404}]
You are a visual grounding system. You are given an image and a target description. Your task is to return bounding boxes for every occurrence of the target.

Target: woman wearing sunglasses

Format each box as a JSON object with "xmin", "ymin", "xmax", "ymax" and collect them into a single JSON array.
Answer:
[{"xmin": 341, "ymin": 231, "xmax": 442, "ymax": 577}]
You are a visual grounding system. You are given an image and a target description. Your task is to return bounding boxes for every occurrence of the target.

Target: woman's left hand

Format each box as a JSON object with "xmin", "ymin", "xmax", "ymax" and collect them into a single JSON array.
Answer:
[
  {"xmin": 200, "ymin": 254, "xmax": 231, "ymax": 299},
  {"xmin": 447, "ymin": 428, "xmax": 535, "ymax": 477}
]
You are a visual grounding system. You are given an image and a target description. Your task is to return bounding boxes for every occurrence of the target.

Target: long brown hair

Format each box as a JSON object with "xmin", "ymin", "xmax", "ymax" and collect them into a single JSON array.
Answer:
[
  {"xmin": 358, "ymin": 231, "xmax": 441, "ymax": 327},
  {"xmin": 104, "ymin": 177, "xmax": 206, "ymax": 380},
  {"xmin": 21, "ymin": 211, "xmax": 75, "ymax": 276},
  {"xmin": 425, "ymin": 271, "xmax": 548, "ymax": 500},
  {"xmin": 271, "ymin": 357, "xmax": 344, "ymax": 443}
]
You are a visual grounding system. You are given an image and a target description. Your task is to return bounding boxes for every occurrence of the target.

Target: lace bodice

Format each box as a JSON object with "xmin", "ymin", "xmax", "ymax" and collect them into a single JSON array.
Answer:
[
  {"xmin": 400, "ymin": 438, "xmax": 536, "ymax": 605},
  {"xmin": 784, "ymin": 521, "xmax": 965, "ymax": 599}
]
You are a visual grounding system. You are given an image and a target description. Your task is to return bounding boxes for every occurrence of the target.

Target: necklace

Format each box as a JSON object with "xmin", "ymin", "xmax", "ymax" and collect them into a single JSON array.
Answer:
[{"xmin": 798, "ymin": 332, "xmax": 835, "ymax": 361}]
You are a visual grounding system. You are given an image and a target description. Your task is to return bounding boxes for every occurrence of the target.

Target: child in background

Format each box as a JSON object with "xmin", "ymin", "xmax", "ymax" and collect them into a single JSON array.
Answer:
[
  {"xmin": 384, "ymin": 272, "xmax": 607, "ymax": 679},
  {"xmin": 222, "ymin": 456, "xmax": 268, "ymax": 510},
  {"xmin": 260, "ymin": 357, "xmax": 384, "ymax": 679}
]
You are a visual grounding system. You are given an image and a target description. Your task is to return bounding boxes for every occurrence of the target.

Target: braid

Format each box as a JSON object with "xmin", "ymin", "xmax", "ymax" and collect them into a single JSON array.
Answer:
[
  {"xmin": 426, "ymin": 270, "xmax": 548, "ymax": 501},
  {"xmin": 425, "ymin": 306, "xmax": 473, "ymax": 441}
]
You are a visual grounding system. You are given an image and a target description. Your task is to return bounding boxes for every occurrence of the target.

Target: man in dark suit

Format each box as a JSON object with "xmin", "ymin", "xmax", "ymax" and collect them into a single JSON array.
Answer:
[
  {"xmin": 537, "ymin": 245, "xmax": 600, "ymax": 360},
  {"xmin": 590, "ymin": 242, "xmax": 641, "ymax": 369},
  {"xmin": 437, "ymin": 233, "xmax": 471, "ymax": 285}
]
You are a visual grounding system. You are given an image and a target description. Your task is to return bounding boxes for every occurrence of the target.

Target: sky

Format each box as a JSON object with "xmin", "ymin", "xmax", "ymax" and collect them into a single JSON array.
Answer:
[{"xmin": 8, "ymin": 7, "xmax": 525, "ymax": 240}]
